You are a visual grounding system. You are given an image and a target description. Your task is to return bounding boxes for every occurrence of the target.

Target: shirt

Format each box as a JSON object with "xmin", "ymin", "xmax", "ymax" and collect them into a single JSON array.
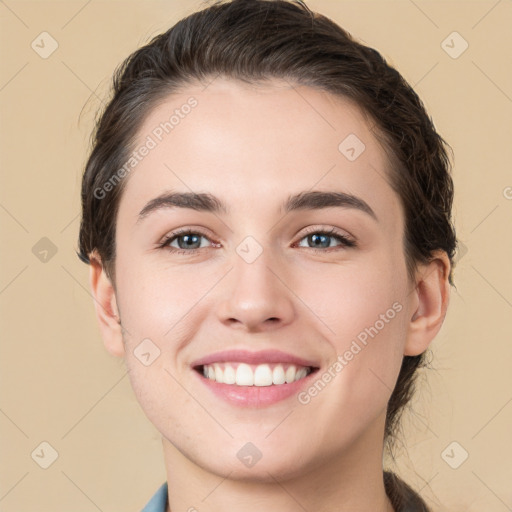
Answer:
[{"xmin": 140, "ymin": 482, "xmax": 168, "ymax": 512}]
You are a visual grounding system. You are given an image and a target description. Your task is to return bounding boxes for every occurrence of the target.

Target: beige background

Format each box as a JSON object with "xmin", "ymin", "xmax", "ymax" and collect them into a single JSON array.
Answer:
[{"xmin": 1, "ymin": 1, "xmax": 511, "ymax": 511}]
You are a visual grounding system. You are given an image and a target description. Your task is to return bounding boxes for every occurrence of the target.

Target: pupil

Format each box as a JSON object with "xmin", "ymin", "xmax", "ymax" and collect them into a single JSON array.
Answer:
[
  {"xmin": 180, "ymin": 234, "xmax": 200, "ymax": 249},
  {"xmin": 310, "ymin": 234, "xmax": 329, "ymax": 248}
]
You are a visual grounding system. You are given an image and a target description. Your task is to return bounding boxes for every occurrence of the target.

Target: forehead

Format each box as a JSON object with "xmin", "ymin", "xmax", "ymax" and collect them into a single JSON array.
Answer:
[{"xmin": 118, "ymin": 77, "xmax": 401, "ymax": 227}]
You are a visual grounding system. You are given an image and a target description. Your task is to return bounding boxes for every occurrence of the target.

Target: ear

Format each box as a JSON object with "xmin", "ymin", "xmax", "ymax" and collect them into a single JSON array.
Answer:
[
  {"xmin": 88, "ymin": 251, "xmax": 125, "ymax": 358},
  {"xmin": 404, "ymin": 250, "xmax": 451, "ymax": 356}
]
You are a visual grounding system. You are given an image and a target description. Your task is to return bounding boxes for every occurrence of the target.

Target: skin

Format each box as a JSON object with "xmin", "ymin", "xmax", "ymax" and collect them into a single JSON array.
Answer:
[{"xmin": 89, "ymin": 78, "xmax": 451, "ymax": 512}]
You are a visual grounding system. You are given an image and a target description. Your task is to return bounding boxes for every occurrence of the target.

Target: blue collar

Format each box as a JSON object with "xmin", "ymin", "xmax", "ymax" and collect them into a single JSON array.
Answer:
[{"xmin": 141, "ymin": 482, "xmax": 168, "ymax": 512}]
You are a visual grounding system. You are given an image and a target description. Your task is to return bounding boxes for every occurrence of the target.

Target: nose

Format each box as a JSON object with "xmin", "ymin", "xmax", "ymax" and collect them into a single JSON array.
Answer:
[{"xmin": 216, "ymin": 247, "xmax": 295, "ymax": 332}]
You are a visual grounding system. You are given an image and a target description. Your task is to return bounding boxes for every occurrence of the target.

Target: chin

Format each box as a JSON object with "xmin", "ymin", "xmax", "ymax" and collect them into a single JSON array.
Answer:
[
  {"xmin": 209, "ymin": 456, "xmax": 312, "ymax": 483},
  {"xmin": 186, "ymin": 437, "xmax": 319, "ymax": 484}
]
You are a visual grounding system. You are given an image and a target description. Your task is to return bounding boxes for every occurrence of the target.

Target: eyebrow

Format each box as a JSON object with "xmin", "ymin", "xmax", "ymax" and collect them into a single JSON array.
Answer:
[{"xmin": 137, "ymin": 190, "xmax": 378, "ymax": 223}]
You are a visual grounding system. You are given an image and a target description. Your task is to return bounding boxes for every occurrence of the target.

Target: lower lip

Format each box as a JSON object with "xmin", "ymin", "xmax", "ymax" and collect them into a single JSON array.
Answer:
[{"xmin": 193, "ymin": 369, "xmax": 318, "ymax": 407}]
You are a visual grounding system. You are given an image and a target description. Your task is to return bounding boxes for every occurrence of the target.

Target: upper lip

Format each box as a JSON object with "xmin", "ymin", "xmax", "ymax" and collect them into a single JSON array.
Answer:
[{"xmin": 191, "ymin": 349, "xmax": 320, "ymax": 369}]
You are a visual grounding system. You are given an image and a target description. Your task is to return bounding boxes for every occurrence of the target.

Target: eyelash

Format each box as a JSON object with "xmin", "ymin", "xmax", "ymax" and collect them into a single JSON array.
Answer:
[{"xmin": 158, "ymin": 226, "xmax": 357, "ymax": 255}]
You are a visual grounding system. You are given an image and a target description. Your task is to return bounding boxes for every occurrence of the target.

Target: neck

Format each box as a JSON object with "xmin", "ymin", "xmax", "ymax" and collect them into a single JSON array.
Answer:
[{"xmin": 161, "ymin": 413, "xmax": 394, "ymax": 512}]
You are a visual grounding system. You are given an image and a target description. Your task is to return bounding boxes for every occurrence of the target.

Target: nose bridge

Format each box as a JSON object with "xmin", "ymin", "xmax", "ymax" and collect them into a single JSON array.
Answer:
[
  {"xmin": 234, "ymin": 239, "xmax": 276, "ymax": 296},
  {"xmin": 217, "ymin": 237, "xmax": 294, "ymax": 330}
]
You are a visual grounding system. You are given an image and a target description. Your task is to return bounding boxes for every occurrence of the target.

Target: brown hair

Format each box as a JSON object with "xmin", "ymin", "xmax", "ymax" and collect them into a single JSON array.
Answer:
[{"xmin": 78, "ymin": 0, "xmax": 458, "ymax": 509}]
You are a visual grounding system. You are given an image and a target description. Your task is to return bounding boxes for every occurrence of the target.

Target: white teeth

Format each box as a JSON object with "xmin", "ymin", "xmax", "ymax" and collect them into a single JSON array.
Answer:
[
  {"xmin": 201, "ymin": 363, "xmax": 311, "ymax": 386},
  {"xmin": 214, "ymin": 364, "xmax": 223, "ymax": 382},
  {"xmin": 223, "ymin": 364, "xmax": 236, "ymax": 384},
  {"xmin": 254, "ymin": 364, "xmax": 273, "ymax": 386},
  {"xmin": 295, "ymin": 367, "xmax": 308, "ymax": 381},
  {"xmin": 236, "ymin": 363, "xmax": 254, "ymax": 386},
  {"xmin": 285, "ymin": 365, "xmax": 296, "ymax": 383},
  {"xmin": 272, "ymin": 365, "xmax": 286, "ymax": 385}
]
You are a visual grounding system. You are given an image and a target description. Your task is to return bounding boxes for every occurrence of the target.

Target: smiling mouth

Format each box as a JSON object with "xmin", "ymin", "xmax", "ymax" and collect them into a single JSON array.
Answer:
[{"xmin": 194, "ymin": 363, "xmax": 319, "ymax": 386}]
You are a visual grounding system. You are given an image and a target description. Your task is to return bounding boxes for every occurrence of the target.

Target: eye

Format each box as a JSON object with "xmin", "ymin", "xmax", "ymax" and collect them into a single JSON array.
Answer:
[
  {"xmin": 158, "ymin": 226, "xmax": 356, "ymax": 256},
  {"xmin": 295, "ymin": 227, "xmax": 356, "ymax": 250},
  {"xmin": 159, "ymin": 229, "xmax": 216, "ymax": 254}
]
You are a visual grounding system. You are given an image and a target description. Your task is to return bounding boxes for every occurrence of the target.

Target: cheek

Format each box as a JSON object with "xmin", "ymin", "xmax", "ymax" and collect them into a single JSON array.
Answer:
[
  {"xmin": 299, "ymin": 261, "xmax": 407, "ymax": 412},
  {"xmin": 115, "ymin": 251, "xmax": 210, "ymax": 342},
  {"xmin": 297, "ymin": 256, "xmax": 406, "ymax": 346},
  {"xmin": 124, "ymin": 359, "xmax": 194, "ymax": 444},
  {"xmin": 334, "ymin": 303, "xmax": 406, "ymax": 405}
]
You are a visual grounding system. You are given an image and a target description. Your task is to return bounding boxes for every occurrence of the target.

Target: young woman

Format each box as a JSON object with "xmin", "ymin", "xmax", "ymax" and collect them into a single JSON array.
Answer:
[{"xmin": 78, "ymin": 1, "xmax": 457, "ymax": 510}]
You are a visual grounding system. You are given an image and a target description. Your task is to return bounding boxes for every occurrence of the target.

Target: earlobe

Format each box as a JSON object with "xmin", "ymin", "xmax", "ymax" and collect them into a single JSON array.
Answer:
[
  {"xmin": 88, "ymin": 251, "xmax": 125, "ymax": 358},
  {"xmin": 404, "ymin": 251, "xmax": 451, "ymax": 356}
]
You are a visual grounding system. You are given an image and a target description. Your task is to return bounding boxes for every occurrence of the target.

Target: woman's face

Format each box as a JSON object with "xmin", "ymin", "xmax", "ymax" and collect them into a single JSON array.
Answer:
[{"xmin": 107, "ymin": 78, "xmax": 422, "ymax": 479}]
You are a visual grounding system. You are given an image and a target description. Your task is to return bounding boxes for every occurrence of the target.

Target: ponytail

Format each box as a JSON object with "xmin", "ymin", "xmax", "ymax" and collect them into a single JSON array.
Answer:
[{"xmin": 384, "ymin": 471, "xmax": 431, "ymax": 511}]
